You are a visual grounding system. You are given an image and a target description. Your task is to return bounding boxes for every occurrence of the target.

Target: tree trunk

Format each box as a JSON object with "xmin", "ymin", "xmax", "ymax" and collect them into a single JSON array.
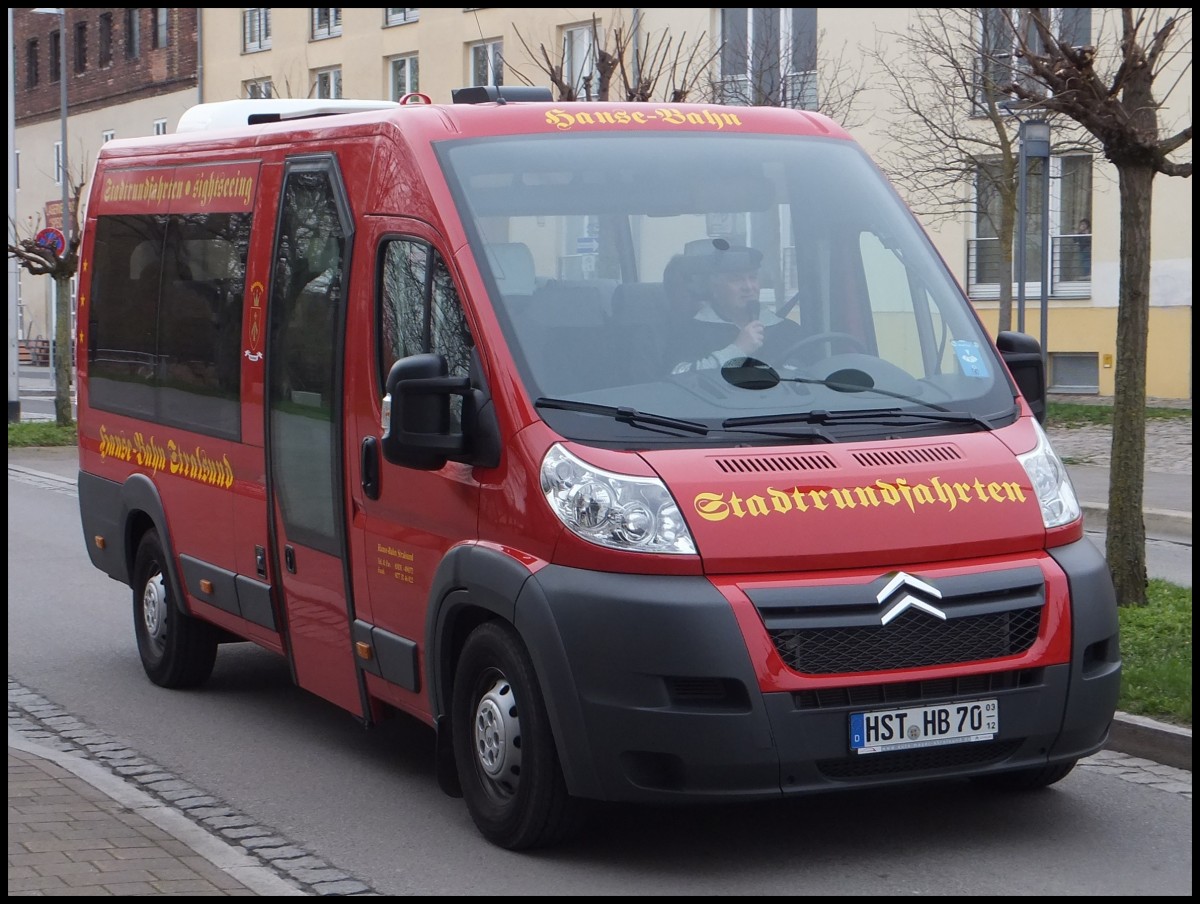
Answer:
[
  {"xmin": 53, "ymin": 274, "xmax": 74, "ymax": 426},
  {"xmin": 1105, "ymin": 163, "xmax": 1153, "ymax": 607}
]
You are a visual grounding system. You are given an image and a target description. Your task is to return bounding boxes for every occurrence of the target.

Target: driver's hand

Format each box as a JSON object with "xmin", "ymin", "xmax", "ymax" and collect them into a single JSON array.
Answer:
[{"xmin": 735, "ymin": 320, "xmax": 764, "ymax": 355}]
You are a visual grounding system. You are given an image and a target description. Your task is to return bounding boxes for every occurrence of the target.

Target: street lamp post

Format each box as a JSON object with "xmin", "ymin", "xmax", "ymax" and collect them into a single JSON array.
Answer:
[
  {"xmin": 33, "ymin": 7, "xmax": 69, "ymax": 394},
  {"xmin": 1015, "ymin": 119, "xmax": 1051, "ymax": 364},
  {"xmin": 8, "ymin": 9, "xmax": 19, "ymax": 422}
]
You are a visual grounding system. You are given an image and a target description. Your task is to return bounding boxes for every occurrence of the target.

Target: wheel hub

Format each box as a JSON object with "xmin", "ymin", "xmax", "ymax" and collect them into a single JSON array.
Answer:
[
  {"xmin": 142, "ymin": 572, "xmax": 168, "ymax": 648},
  {"xmin": 474, "ymin": 677, "xmax": 522, "ymax": 787}
]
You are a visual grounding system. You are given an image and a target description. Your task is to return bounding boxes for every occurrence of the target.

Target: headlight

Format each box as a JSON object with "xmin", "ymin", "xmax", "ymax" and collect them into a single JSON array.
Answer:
[
  {"xmin": 540, "ymin": 443, "xmax": 696, "ymax": 554},
  {"xmin": 1017, "ymin": 419, "xmax": 1081, "ymax": 529}
]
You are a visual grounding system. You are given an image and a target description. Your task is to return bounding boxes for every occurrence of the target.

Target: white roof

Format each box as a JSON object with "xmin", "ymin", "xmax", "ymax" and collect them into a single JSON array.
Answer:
[{"xmin": 176, "ymin": 99, "xmax": 402, "ymax": 133}]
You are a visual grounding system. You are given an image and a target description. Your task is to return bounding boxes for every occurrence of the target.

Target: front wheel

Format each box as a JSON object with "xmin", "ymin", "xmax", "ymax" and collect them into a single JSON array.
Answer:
[
  {"xmin": 451, "ymin": 621, "xmax": 584, "ymax": 850},
  {"xmin": 132, "ymin": 530, "xmax": 218, "ymax": 689}
]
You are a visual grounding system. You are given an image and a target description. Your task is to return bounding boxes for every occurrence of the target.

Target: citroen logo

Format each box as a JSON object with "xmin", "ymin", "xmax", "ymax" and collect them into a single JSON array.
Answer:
[{"xmin": 876, "ymin": 572, "xmax": 947, "ymax": 625}]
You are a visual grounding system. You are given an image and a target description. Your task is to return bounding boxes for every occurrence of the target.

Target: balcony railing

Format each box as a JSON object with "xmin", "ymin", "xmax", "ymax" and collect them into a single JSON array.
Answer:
[{"xmin": 967, "ymin": 234, "xmax": 1092, "ymax": 300}]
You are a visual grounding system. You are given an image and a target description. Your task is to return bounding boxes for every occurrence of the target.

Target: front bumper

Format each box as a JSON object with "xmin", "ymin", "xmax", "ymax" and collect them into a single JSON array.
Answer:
[{"xmin": 514, "ymin": 537, "xmax": 1120, "ymax": 803}]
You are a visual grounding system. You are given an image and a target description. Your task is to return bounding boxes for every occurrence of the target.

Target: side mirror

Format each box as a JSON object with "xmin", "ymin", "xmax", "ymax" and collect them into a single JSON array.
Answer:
[
  {"xmin": 996, "ymin": 331, "xmax": 1046, "ymax": 423},
  {"xmin": 381, "ymin": 353, "xmax": 469, "ymax": 470}
]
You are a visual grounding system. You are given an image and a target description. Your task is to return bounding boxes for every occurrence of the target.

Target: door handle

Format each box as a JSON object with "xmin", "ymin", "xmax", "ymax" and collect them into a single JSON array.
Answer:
[
  {"xmin": 285, "ymin": 545, "xmax": 296, "ymax": 573},
  {"xmin": 361, "ymin": 435, "xmax": 380, "ymax": 500}
]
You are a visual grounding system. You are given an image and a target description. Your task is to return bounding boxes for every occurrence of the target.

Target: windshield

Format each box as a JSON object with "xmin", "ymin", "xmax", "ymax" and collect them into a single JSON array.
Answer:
[{"xmin": 439, "ymin": 132, "xmax": 1016, "ymax": 447}]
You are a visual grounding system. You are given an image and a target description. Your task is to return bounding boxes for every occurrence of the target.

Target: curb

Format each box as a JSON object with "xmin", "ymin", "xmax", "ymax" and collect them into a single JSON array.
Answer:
[
  {"xmin": 1110, "ymin": 712, "xmax": 1192, "ymax": 771},
  {"xmin": 1079, "ymin": 501, "xmax": 1192, "ymax": 543}
]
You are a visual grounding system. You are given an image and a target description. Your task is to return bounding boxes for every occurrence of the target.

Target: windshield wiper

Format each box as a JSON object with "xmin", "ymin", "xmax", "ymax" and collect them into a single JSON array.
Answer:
[
  {"xmin": 718, "ymin": 360, "xmax": 997, "ymax": 432},
  {"xmin": 535, "ymin": 397, "xmax": 709, "ymax": 435},
  {"xmin": 725, "ymin": 407, "xmax": 993, "ymax": 431},
  {"xmin": 715, "ymin": 423, "xmax": 837, "ymax": 443}
]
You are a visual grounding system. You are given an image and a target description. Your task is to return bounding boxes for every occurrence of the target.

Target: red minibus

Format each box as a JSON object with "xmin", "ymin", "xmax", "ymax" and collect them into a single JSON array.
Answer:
[{"xmin": 77, "ymin": 86, "xmax": 1120, "ymax": 850}]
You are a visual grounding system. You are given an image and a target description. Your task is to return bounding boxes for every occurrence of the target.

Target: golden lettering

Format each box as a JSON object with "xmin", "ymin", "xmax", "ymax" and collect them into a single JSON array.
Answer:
[
  {"xmin": 768, "ymin": 487, "xmax": 792, "ymax": 514},
  {"xmin": 694, "ymin": 492, "xmax": 730, "ymax": 522},
  {"xmin": 693, "ymin": 473, "xmax": 1031, "ymax": 526},
  {"xmin": 745, "ymin": 494, "xmax": 768, "ymax": 517}
]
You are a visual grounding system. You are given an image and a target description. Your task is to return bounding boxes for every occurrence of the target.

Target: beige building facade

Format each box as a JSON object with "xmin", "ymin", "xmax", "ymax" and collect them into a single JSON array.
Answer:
[{"xmin": 14, "ymin": 8, "xmax": 1192, "ymax": 400}]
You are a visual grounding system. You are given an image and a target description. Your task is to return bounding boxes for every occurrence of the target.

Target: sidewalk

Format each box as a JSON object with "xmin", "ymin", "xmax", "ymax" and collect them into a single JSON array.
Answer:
[
  {"xmin": 9, "ymin": 731, "xmax": 308, "ymax": 896},
  {"xmin": 8, "ymin": 394, "xmax": 1192, "ymax": 896}
]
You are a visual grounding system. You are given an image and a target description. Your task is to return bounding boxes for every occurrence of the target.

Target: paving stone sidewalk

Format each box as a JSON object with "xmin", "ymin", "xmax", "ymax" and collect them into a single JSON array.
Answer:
[{"xmin": 1046, "ymin": 415, "xmax": 1192, "ymax": 476}]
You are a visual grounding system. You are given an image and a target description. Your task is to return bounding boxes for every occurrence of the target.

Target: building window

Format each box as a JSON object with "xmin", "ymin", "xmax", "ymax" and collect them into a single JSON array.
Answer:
[
  {"xmin": 314, "ymin": 67, "xmax": 342, "ymax": 99},
  {"xmin": 1048, "ymin": 352, "xmax": 1099, "ymax": 394},
  {"xmin": 49, "ymin": 30, "xmax": 61, "ymax": 82},
  {"xmin": 26, "ymin": 39, "xmax": 39, "ymax": 89},
  {"xmin": 125, "ymin": 8, "xmax": 141, "ymax": 59},
  {"xmin": 1059, "ymin": 7, "xmax": 1092, "ymax": 48},
  {"xmin": 1056, "ymin": 155, "xmax": 1092, "ymax": 283},
  {"xmin": 311, "ymin": 8, "xmax": 343, "ymax": 40},
  {"xmin": 243, "ymin": 8, "xmax": 271, "ymax": 52},
  {"xmin": 975, "ymin": 9, "xmax": 1092, "ymax": 112},
  {"xmin": 99, "ymin": 13, "xmax": 113, "ymax": 67},
  {"xmin": 102, "ymin": 129, "xmax": 115, "ymax": 143},
  {"xmin": 54, "ymin": 142, "xmax": 64, "ymax": 186},
  {"xmin": 719, "ymin": 8, "xmax": 817, "ymax": 109},
  {"xmin": 244, "ymin": 77, "xmax": 274, "ymax": 99},
  {"xmin": 385, "ymin": 8, "xmax": 419, "ymax": 27},
  {"xmin": 390, "ymin": 55, "xmax": 419, "ymax": 100},
  {"xmin": 968, "ymin": 153, "xmax": 1093, "ymax": 298},
  {"xmin": 74, "ymin": 21, "xmax": 88, "ymax": 74},
  {"xmin": 471, "ymin": 39, "xmax": 503, "ymax": 87},
  {"xmin": 154, "ymin": 119, "xmax": 168, "ymax": 136},
  {"xmin": 152, "ymin": 8, "xmax": 169, "ymax": 49},
  {"xmin": 563, "ymin": 24, "xmax": 600, "ymax": 100}
]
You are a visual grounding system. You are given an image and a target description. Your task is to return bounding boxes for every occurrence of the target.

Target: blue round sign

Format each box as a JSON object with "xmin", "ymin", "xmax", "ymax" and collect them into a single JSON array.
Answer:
[{"xmin": 35, "ymin": 227, "xmax": 66, "ymax": 257}]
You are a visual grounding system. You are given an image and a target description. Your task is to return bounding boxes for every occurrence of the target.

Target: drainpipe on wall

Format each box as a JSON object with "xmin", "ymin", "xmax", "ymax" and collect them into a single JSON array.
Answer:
[{"xmin": 196, "ymin": 8, "xmax": 203, "ymax": 104}]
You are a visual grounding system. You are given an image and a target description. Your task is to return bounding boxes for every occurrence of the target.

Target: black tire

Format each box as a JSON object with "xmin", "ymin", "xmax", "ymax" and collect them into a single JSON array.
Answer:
[
  {"xmin": 451, "ymin": 621, "xmax": 584, "ymax": 850},
  {"xmin": 971, "ymin": 759, "xmax": 1077, "ymax": 791},
  {"xmin": 131, "ymin": 530, "xmax": 218, "ymax": 689}
]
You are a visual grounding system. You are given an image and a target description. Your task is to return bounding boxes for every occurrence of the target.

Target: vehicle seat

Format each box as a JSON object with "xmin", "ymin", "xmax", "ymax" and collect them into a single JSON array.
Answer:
[
  {"xmin": 609, "ymin": 282, "xmax": 671, "ymax": 384},
  {"xmin": 520, "ymin": 283, "xmax": 612, "ymax": 393},
  {"xmin": 484, "ymin": 242, "xmax": 537, "ymax": 297}
]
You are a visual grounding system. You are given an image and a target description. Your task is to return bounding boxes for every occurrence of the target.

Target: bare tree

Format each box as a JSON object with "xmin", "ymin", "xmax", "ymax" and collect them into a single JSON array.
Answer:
[
  {"xmin": 869, "ymin": 9, "xmax": 1096, "ymax": 334},
  {"xmin": 511, "ymin": 13, "xmax": 718, "ymax": 103},
  {"xmin": 1000, "ymin": 8, "xmax": 1192, "ymax": 607},
  {"xmin": 8, "ymin": 169, "xmax": 85, "ymax": 426}
]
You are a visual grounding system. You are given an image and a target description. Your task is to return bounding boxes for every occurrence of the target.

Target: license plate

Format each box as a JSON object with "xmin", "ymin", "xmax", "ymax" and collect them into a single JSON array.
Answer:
[{"xmin": 850, "ymin": 699, "xmax": 998, "ymax": 755}]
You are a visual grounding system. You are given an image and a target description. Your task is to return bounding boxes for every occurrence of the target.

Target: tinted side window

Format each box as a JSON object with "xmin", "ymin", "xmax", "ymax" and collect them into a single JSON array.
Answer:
[
  {"xmin": 267, "ymin": 167, "xmax": 348, "ymax": 554},
  {"xmin": 87, "ymin": 212, "xmax": 249, "ymax": 439},
  {"xmin": 379, "ymin": 239, "xmax": 473, "ymax": 425}
]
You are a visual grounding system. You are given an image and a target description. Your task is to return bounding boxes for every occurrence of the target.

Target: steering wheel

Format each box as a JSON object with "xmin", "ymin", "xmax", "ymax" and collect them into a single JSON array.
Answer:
[{"xmin": 781, "ymin": 332, "xmax": 868, "ymax": 366}]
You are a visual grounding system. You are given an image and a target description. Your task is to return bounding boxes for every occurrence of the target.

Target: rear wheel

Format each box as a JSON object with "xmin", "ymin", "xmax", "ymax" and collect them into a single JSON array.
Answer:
[
  {"xmin": 451, "ymin": 621, "xmax": 583, "ymax": 850},
  {"xmin": 132, "ymin": 530, "xmax": 218, "ymax": 689},
  {"xmin": 971, "ymin": 759, "xmax": 1077, "ymax": 791}
]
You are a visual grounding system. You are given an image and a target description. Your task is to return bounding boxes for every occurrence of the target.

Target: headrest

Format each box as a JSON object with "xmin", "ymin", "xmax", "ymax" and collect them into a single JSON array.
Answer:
[{"xmin": 484, "ymin": 242, "xmax": 536, "ymax": 295}]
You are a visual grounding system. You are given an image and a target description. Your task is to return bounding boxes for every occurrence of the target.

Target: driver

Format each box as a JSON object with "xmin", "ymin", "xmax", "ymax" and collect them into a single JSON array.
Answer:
[{"xmin": 669, "ymin": 240, "xmax": 803, "ymax": 373}]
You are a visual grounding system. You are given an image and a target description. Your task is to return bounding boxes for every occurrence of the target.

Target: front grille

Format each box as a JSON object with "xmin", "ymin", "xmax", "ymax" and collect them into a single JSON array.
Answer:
[
  {"xmin": 817, "ymin": 739, "xmax": 1022, "ymax": 779},
  {"xmin": 770, "ymin": 605, "xmax": 1042, "ymax": 673},
  {"xmin": 792, "ymin": 668, "xmax": 1042, "ymax": 711},
  {"xmin": 748, "ymin": 565, "xmax": 1047, "ymax": 676}
]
